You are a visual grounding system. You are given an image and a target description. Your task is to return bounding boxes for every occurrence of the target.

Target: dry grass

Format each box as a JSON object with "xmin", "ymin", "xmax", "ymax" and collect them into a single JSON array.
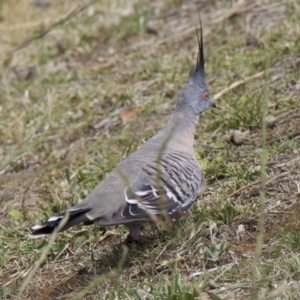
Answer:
[{"xmin": 1, "ymin": 0, "xmax": 300, "ymax": 299}]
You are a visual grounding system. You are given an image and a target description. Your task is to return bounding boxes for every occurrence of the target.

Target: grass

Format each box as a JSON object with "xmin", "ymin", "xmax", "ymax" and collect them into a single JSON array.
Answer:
[{"xmin": 1, "ymin": 0, "xmax": 300, "ymax": 299}]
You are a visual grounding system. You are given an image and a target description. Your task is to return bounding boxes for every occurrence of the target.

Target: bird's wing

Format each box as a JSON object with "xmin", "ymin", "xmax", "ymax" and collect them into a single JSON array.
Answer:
[{"xmin": 104, "ymin": 151, "xmax": 204, "ymax": 224}]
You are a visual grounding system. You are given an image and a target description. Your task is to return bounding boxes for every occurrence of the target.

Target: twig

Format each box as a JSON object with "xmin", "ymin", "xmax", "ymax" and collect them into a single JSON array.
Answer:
[
  {"xmin": 0, "ymin": 19, "xmax": 52, "ymax": 32},
  {"xmin": 155, "ymin": 244, "xmax": 168, "ymax": 263},
  {"xmin": 213, "ymin": 71, "xmax": 266, "ymax": 101},
  {"xmin": 278, "ymin": 112, "xmax": 300, "ymax": 124},
  {"xmin": 7, "ymin": 1, "xmax": 96, "ymax": 55},
  {"xmin": 52, "ymin": 243, "xmax": 70, "ymax": 264},
  {"xmin": 207, "ymin": 0, "xmax": 254, "ymax": 25},
  {"xmin": 228, "ymin": 171, "xmax": 289, "ymax": 198},
  {"xmin": 132, "ymin": 1, "xmax": 255, "ymax": 51}
]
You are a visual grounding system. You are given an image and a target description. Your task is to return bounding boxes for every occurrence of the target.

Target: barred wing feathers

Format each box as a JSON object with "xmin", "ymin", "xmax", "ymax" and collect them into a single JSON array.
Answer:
[{"xmin": 120, "ymin": 151, "xmax": 204, "ymax": 221}]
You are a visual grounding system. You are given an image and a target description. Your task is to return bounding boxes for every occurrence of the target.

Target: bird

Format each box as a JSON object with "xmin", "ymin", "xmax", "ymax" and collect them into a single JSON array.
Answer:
[{"xmin": 31, "ymin": 21, "xmax": 216, "ymax": 243}]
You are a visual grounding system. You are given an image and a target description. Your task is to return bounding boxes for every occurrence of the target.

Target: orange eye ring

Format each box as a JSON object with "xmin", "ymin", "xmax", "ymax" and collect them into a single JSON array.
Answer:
[{"xmin": 202, "ymin": 91, "xmax": 209, "ymax": 100}]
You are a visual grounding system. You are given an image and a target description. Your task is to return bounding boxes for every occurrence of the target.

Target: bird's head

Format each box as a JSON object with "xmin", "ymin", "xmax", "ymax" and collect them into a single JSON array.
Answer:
[{"xmin": 177, "ymin": 21, "xmax": 216, "ymax": 115}]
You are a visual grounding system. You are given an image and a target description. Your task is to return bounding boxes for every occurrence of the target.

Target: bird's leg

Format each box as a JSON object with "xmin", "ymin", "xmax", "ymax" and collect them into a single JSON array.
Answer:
[
  {"xmin": 127, "ymin": 224, "xmax": 150, "ymax": 244},
  {"xmin": 170, "ymin": 210, "xmax": 192, "ymax": 220}
]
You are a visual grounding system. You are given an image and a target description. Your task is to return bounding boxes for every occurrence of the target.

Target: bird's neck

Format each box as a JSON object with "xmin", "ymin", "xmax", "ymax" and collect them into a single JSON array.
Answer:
[{"xmin": 158, "ymin": 105, "xmax": 199, "ymax": 155}]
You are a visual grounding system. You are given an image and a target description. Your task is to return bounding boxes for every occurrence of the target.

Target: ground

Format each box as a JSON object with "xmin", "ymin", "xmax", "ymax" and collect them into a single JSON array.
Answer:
[{"xmin": 0, "ymin": 0, "xmax": 300, "ymax": 299}]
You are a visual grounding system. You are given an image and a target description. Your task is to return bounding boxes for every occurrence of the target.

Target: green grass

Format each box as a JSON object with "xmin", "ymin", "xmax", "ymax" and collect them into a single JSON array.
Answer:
[{"xmin": 1, "ymin": 0, "xmax": 300, "ymax": 299}]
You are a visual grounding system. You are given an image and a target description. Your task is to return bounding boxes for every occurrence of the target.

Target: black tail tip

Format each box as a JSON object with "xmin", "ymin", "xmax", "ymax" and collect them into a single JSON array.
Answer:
[{"xmin": 29, "ymin": 223, "xmax": 57, "ymax": 238}]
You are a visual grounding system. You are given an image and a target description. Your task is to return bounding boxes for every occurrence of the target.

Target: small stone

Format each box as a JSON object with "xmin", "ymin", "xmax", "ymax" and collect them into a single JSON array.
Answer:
[
  {"xmin": 230, "ymin": 130, "xmax": 249, "ymax": 146},
  {"xmin": 34, "ymin": 0, "xmax": 51, "ymax": 7},
  {"xmin": 236, "ymin": 224, "xmax": 245, "ymax": 239},
  {"xmin": 13, "ymin": 66, "xmax": 37, "ymax": 81},
  {"xmin": 146, "ymin": 26, "xmax": 158, "ymax": 35},
  {"xmin": 223, "ymin": 132, "xmax": 231, "ymax": 142},
  {"xmin": 266, "ymin": 115, "xmax": 277, "ymax": 128},
  {"xmin": 246, "ymin": 35, "xmax": 259, "ymax": 47},
  {"xmin": 56, "ymin": 40, "xmax": 68, "ymax": 53}
]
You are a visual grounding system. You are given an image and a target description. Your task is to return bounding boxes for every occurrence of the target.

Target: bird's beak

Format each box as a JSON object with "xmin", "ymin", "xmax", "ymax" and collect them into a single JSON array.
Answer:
[{"xmin": 210, "ymin": 101, "xmax": 216, "ymax": 108}]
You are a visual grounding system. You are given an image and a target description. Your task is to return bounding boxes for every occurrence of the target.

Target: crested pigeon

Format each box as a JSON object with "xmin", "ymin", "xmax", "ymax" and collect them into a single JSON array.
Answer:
[{"xmin": 31, "ymin": 22, "xmax": 216, "ymax": 243}]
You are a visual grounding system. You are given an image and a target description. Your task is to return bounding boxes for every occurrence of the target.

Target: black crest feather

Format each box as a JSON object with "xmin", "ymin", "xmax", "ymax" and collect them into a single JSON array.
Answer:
[{"xmin": 190, "ymin": 18, "xmax": 205, "ymax": 78}]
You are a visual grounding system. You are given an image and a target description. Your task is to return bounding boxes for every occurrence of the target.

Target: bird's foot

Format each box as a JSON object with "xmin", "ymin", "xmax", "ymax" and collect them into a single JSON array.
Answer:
[
  {"xmin": 170, "ymin": 211, "xmax": 192, "ymax": 220},
  {"xmin": 127, "ymin": 225, "xmax": 150, "ymax": 244},
  {"xmin": 127, "ymin": 233, "xmax": 150, "ymax": 244}
]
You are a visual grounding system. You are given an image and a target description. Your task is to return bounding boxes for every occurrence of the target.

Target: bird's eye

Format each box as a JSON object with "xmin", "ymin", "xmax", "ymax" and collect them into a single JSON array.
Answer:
[{"xmin": 202, "ymin": 91, "xmax": 209, "ymax": 100}]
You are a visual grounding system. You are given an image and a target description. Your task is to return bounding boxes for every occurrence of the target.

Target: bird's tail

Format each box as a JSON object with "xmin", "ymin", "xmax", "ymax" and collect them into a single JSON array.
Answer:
[{"xmin": 30, "ymin": 207, "xmax": 92, "ymax": 238}]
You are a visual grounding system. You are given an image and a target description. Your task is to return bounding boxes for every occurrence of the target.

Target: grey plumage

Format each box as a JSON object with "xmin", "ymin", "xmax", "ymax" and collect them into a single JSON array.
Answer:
[{"xmin": 31, "ymin": 21, "xmax": 216, "ymax": 243}]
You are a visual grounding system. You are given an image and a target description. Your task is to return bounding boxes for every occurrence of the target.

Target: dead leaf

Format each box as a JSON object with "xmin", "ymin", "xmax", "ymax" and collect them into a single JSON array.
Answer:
[{"xmin": 119, "ymin": 107, "xmax": 142, "ymax": 123}]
